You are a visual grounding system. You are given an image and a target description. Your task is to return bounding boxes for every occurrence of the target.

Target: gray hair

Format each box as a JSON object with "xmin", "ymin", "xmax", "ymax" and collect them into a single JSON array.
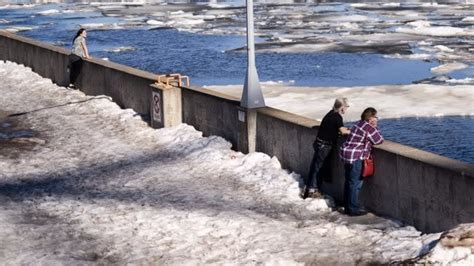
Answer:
[{"xmin": 333, "ymin": 98, "xmax": 349, "ymax": 112}]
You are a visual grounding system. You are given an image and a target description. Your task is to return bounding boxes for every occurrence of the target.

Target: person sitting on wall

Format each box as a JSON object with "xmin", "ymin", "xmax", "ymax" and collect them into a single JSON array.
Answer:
[
  {"xmin": 68, "ymin": 28, "xmax": 89, "ymax": 88},
  {"xmin": 301, "ymin": 98, "xmax": 351, "ymax": 199},
  {"xmin": 340, "ymin": 107, "xmax": 384, "ymax": 216}
]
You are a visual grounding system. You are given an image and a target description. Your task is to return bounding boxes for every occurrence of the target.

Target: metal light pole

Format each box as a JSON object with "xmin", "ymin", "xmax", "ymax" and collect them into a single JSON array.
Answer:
[{"xmin": 241, "ymin": 0, "xmax": 265, "ymax": 108}]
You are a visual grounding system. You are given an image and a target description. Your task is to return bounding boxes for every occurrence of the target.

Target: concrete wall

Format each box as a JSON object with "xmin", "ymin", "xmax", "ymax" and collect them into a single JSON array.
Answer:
[
  {"xmin": 1, "ymin": 31, "xmax": 473, "ymax": 233},
  {"xmin": 361, "ymin": 142, "xmax": 474, "ymax": 232},
  {"xmin": 181, "ymin": 87, "xmax": 249, "ymax": 153}
]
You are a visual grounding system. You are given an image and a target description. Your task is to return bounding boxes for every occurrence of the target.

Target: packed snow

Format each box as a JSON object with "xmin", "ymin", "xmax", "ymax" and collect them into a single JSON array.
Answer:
[{"xmin": 1, "ymin": 61, "xmax": 472, "ymax": 264}]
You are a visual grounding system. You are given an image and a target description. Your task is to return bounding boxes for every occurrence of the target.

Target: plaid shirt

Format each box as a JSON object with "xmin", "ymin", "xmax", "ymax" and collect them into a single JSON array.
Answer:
[{"xmin": 340, "ymin": 120, "xmax": 384, "ymax": 164}]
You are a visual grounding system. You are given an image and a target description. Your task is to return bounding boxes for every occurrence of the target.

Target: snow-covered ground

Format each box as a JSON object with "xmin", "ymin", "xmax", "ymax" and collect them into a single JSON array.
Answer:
[{"xmin": 0, "ymin": 60, "xmax": 472, "ymax": 264}]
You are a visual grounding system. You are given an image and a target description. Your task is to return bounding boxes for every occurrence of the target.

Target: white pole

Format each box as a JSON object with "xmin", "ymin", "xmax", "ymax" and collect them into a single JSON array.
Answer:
[{"xmin": 241, "ymin": 0, "xmax": 265, "ymax": 109}]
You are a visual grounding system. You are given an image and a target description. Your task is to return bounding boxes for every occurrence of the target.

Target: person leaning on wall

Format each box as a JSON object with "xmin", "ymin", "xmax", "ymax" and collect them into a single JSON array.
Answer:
[
  {"xmin": 339, "ymin": 107, "xmax": 384, "ymax": 216},
  {"xmin": 68, "ymin": 28, "xmax": 90, "ymax": 88},
  {"xmin": 300, "ymin": 98, "xmax": 351, "ymax": 199}
]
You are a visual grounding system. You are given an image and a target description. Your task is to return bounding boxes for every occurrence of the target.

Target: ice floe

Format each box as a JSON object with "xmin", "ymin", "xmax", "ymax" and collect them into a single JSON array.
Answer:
[
  {"xmin": 104, "ymin": 46, "xmax": 136, "ymax": 53},
  {"xmin": 431, "ymin": 62, "xmax": 469, "ymax": 75},
  {"xmin": 37, "ymin": 9, "xmax": 60, "ymax": 16}
]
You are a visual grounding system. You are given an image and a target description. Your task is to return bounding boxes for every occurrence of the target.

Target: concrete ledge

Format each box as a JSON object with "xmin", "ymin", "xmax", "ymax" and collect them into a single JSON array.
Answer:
[
  {"xmin": 188, "ymin": 85, "xmax": 240, "ymax": 103},
  {"xmin": 378, "ymin": 141, "xmax": 474, "ymax": 178},
  {"xmin": 258, "ymin": 106, "xmax": 319, "ymax": 128},
  {"xmin": 87, "ymin": 57, "xmax": 158, "ymax": 82},
  {"xmin": 0, "ymin": 30, "xmax": 69, "ymax": 55}
]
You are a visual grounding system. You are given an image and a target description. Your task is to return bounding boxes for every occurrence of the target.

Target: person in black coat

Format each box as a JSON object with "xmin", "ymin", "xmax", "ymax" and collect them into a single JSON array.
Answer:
[{"xmin": 301, "ymin": 98, "xmax": 350, "ymax": 199}]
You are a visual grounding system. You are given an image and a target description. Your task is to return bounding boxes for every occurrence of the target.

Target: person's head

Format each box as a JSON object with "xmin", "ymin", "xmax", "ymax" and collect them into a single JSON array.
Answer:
[
  {"xmin": 361, "ymin": 107, "xmax": 378, "ymax": 122},
  {"xmin": 333, "ymin": 97, "xmax": 349, "ymax": 115},
  {"xmin": 73, "ymin": 28, "xmax": 86, "ymax": 43}
]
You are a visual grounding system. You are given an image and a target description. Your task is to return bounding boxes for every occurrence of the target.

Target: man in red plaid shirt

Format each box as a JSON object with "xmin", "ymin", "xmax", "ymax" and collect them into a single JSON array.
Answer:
[{"xmin": 340, "ymin": 107, "xmax": 384, "ymax": 216}]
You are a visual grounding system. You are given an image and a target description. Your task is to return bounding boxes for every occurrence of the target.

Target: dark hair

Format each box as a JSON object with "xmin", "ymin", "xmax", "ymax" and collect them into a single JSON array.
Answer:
[
  {"xmin": 361, "ymin": 107, "xmax": 377, "ymax": 121},
  {"xmin": 72, "ymin": 28, "xmax": 86, "ymax": 44}
]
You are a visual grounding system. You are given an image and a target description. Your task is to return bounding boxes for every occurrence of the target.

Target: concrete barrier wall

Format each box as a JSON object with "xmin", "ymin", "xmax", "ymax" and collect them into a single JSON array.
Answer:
[
  {"xmin": 362, "ymin": 142, "xmax": 474, "ymax": 232},
  {"xmin": 1, "ymin": 31, "xmax": 473, "ymax": 233},
  {"xmin": 78, "ymin": 58, "xmax": 157, "ymax": 115}
]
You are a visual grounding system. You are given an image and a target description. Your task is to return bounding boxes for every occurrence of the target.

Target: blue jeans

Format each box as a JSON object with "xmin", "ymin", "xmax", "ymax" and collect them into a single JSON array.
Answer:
[
  {"xmin": 305, "ymin": 141, "xmax": 332, "ymax": 190},
  {"xmin": 344, "ymin": 160, "xmax": 364, "ymax": 214}
]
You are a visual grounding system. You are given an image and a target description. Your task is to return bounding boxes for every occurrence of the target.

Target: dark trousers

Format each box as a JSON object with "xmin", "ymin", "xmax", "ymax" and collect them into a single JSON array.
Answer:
[
  {"xmin": 305, "ymin": 140, "xmax": 332, "ymax": 190},
  {"xmin": 344, "ymin": 160, "xmax": 363, "ymax": 214},
  {"xmin": 68, "ymin": 54, "xmax": 83, "ymax": 85}
]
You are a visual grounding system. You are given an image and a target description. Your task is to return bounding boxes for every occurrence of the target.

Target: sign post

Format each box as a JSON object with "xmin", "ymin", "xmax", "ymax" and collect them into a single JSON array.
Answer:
[{"xmin": 151, "ymin": 90, "xmax": 162, "ymax": 127}]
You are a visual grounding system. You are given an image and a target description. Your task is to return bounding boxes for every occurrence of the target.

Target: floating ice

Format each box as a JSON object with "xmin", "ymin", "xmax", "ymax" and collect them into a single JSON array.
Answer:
[
  {"xmin": 3, "ymin": 26, "xmax": 34, "ymax": 33},
  {"xmin": 430, "ymin": 62, "xmax": 469, "ymax": 75},
  {"xmin": 146, "ymin": 19, "xmax": 164, "ymax": 25},
  {"xmin": 395, "ymin": 25, "xmax": 472, "ymax": 37},
  {"xmin": 104, "ymin": 46, "xmax": 136, "ymax": 53},
  {"xmin": 37, "ymin": 9, "xmax": 60, "ymax": 16}
]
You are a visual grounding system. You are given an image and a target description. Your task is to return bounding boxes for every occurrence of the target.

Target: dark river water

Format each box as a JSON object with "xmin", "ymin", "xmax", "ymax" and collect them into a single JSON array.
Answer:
[{"xmin": 0, "ymin": 2, "xmax": 473, "ymax": 163}]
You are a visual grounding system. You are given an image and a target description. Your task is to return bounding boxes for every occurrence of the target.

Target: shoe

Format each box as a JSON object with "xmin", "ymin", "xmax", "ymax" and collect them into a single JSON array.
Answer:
[
  {"xmin": 307, "ymin": 190, "xmax": 324, "ymax": 199},
  {"xmin": 299, "ymin": 188, "xmax": 309, "ymax": 199},
  {"xmin": 336, "ymin": 206, "xmax": 346, "ymax": 214}
]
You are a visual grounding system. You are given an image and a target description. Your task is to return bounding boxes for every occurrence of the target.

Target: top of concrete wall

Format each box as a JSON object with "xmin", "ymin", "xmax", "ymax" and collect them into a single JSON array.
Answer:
[
  {"xmin": 184, "ymin": 85, "xmax": 241, "ymax": 104},
  {"xmin": 378, "ymin": 140, "xmax": 474, "ymax": 178},
  {"xmin": 86, "ymin": 57, "xmax": 157, "ymax": 82},
  {"xmin": 0, "ymin": 30, "xmax": 69, "ymax": 55},
  {"xmin": 258, "ymin": 106, "xmax": 318, "ymax": 128}
]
